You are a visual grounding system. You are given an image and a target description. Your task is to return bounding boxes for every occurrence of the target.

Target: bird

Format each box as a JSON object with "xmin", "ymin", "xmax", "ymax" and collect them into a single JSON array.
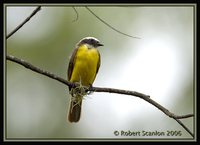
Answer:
[{"xmin": 67, "ymin": 37, "xmax": 103, "ymax": 122}]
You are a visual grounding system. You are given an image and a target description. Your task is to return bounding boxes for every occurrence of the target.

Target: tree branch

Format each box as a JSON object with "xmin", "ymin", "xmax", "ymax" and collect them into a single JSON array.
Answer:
[
  {"xmin": 6, "ymin": 55, "xmax": 72, "ymax": 87},
  {"xmin": 85, "ymin": 6, "xmax": 141, "ymax": 39},
  {"xmin": 6, "ymin": 54, "xmax": 194, "ymax": 137},
  {"xmin": 6, "ymin": 6, "xmax": 41, "ymax": 39}
]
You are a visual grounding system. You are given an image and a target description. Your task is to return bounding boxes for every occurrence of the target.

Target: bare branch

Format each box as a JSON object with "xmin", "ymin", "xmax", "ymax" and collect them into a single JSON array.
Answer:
[
  {"xmin": 85, "ymin": 6, "xmax": 141, "ymax": 39},
  {"xmin": 72, "ymin": 7, "xmax": 79, "ymax": 22},
  {"xmin": 91, "ymin": 86, "xmax": 194, "ymax": 121},
  {"xmin": 174, "ymin": 114, "xmax": 194, "ymax": 119},
  {"xmin": 6, "ymin": 6, "xmax": 41, "ymax": 39},
  {"xmin": 91, "ymin": 86, "xmax": 194, "ymax": 137},
  {"xmin": 6, "ymin": 55, "xmax": 72, "ymax": 87},
  {"xmin": 6, "ymin": 54, "xmax": 194, "ymax": 137}
]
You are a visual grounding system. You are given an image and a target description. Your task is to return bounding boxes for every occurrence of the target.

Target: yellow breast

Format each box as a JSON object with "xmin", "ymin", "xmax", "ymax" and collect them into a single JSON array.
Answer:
[{"xmin": 70, "ymin": 45, "xmax": 100, "ymax": 86}]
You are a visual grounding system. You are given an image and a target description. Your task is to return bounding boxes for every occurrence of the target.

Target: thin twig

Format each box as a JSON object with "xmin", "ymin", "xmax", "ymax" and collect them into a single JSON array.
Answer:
[
  {"xmin": 6, "ymin": 54, "xmax": 194, "ymax": 137},
  {"xmin": 72, "ymin": 7, "xmax": 79, "ymax": 22},
  {"xmin": 6, "ymin": 6, "xmax": 41, "ymax": 39},
  {"xmin": 85, "ymin": 6, "xmax": 141, "ymax": 39}
]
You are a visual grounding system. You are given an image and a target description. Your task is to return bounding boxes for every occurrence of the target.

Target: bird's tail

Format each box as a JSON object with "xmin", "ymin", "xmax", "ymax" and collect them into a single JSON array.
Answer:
[{"xmin": 68, "ymin": 95, "xmax": 82, "ymax": 123}]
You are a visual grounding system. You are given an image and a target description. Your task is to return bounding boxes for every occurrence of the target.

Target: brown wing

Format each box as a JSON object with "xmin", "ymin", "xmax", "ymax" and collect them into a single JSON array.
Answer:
[
  {"xmin": 93, "ymin": 50, "xmax": 101, "ymax": 82},
  {"xmin": 67, "ymin": 47, "xmax": 79, "ymax": 90},
  {"xmin": 96, "ymin": 50, "xmax": 101, "ymax": 74}
]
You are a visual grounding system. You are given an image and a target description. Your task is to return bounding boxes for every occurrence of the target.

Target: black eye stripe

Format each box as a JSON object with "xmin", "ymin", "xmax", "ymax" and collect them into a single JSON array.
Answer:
[{"xmin": 85, "ymin": 39, "xmax": 98, "ymax": 45}]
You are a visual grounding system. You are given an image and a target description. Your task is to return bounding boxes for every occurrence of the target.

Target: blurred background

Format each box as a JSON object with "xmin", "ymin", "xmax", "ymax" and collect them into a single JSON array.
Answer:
[{"xmin": 6, "ymin": 5, "xmax": 194, "ymax": 139}]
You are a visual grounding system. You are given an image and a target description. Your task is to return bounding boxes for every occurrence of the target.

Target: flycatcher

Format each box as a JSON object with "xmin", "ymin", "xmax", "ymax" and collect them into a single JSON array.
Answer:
[{"xmin": 67, "ymin": 37, "xmax": 103, "ymax": 122}]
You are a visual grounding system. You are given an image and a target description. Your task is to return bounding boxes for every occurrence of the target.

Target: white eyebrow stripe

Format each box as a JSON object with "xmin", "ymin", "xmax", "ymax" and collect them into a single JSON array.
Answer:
[
  {"xmin": 84, "ymin": 37, "xmax": 99, "ymax": 42},
  {"xmin": 84, "ymin": 43, "xmax": 95, "ymax": 49}
]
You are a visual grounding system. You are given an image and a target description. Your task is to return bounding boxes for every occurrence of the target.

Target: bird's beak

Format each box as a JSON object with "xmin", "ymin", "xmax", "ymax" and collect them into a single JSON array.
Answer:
[{"xmin": 97, "ymin": 43, "xmax": 104, "ymax": 46}]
